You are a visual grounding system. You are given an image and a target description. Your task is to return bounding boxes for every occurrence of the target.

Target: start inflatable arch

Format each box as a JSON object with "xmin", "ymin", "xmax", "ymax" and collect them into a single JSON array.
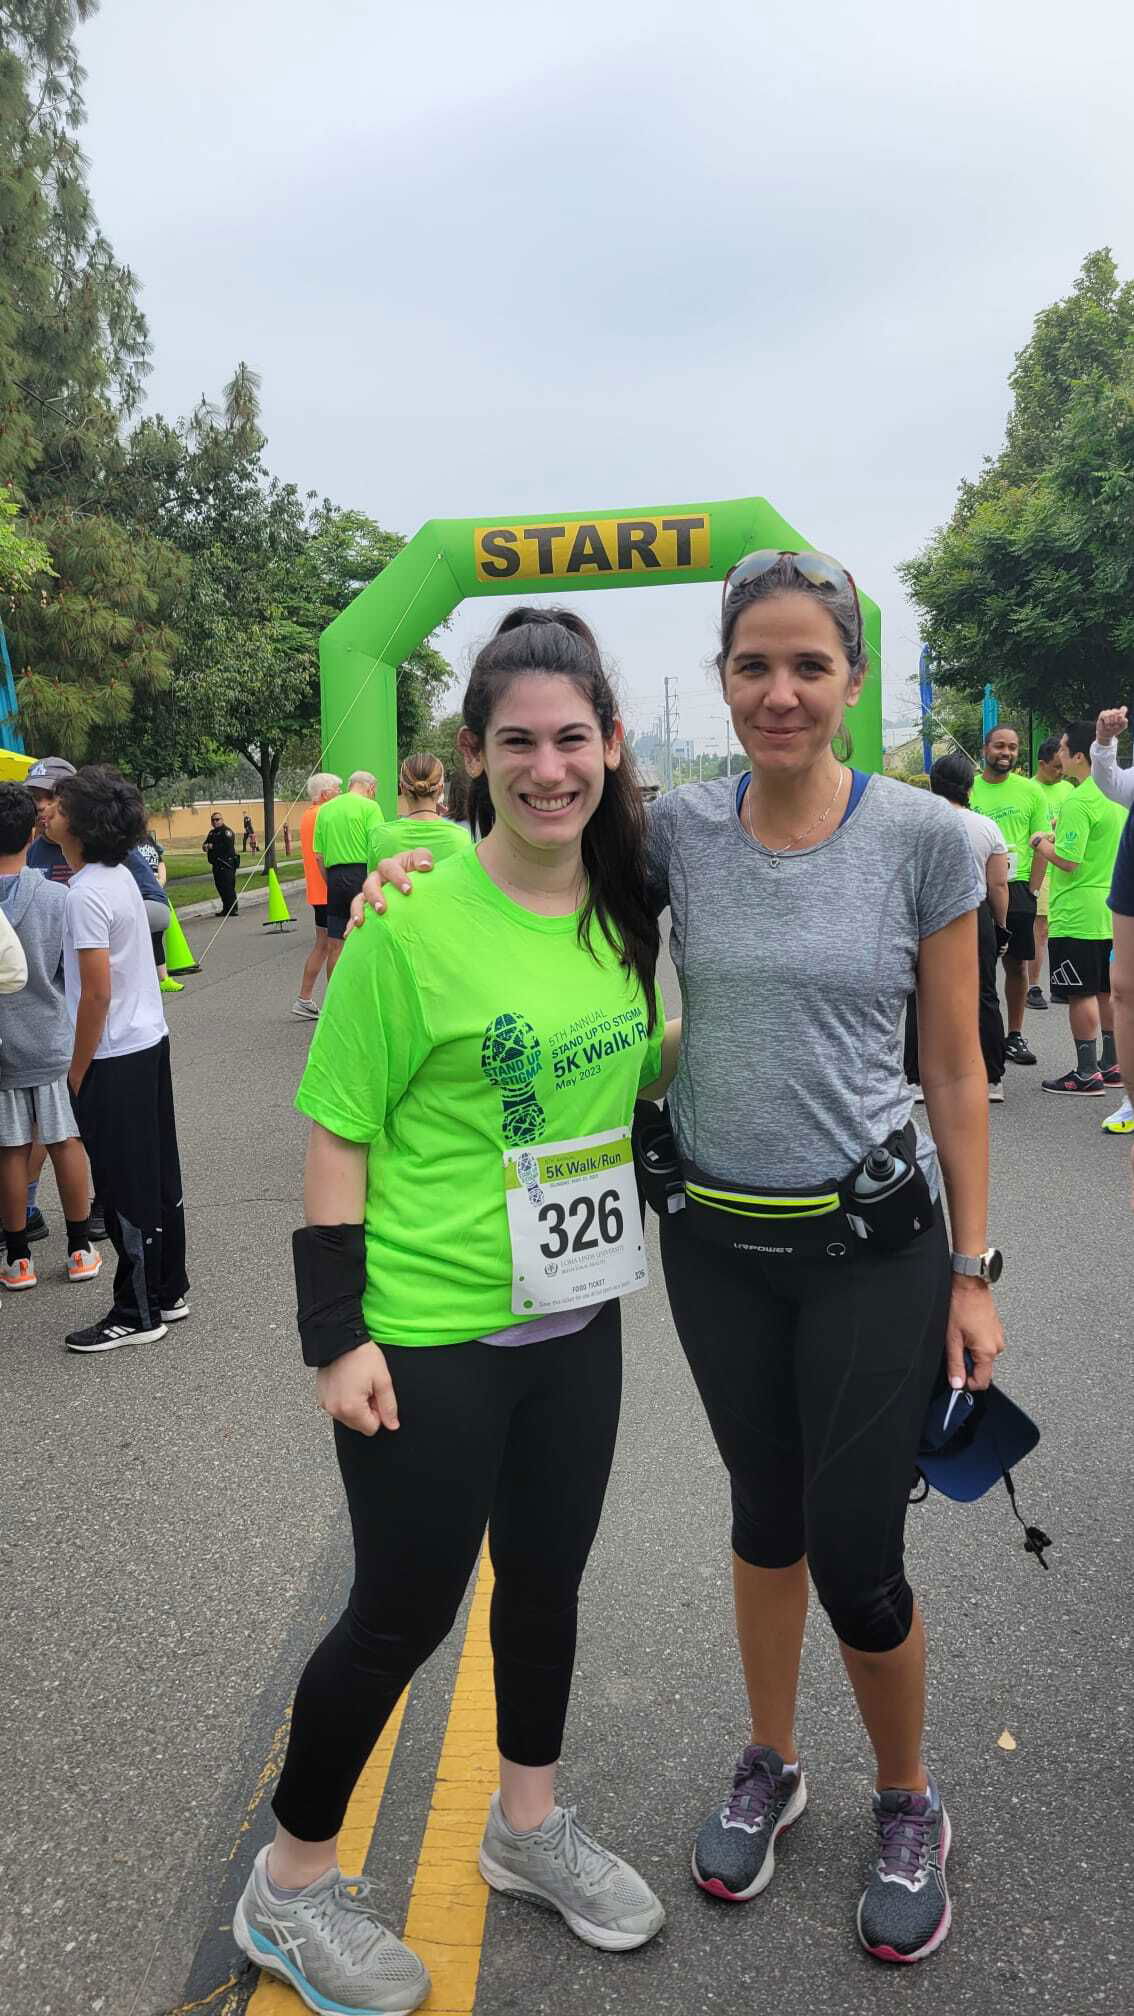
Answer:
[{"xmin": 320, "ymin": 494, "xmax": 883, "ymax": 810}]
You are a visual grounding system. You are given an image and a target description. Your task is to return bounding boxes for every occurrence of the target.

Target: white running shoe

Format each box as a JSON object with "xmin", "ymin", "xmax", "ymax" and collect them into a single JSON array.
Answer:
[
  {"xmin": 1102, "ymin": 1096, "xmax": 1134, "ymax": 1135},
  {"xmin": 233, "ymin": 1846, "xmax": 429, "ymax": 2014},
  {"xmin": 987, "ymin": 1082, "xmax": 1005, "ymax": 1103}
]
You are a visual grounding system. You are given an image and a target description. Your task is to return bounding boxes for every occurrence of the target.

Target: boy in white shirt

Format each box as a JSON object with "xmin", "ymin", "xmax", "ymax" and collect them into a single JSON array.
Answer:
[{"xmin": 44, "ymin": 767, "xmax": 189, "ymax": 1353}]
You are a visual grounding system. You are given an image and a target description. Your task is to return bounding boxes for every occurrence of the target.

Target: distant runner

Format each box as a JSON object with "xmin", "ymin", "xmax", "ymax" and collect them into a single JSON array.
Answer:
[{"xmin": 971, "ymin": 725, "xmax": 1048, "ymax": 1064}]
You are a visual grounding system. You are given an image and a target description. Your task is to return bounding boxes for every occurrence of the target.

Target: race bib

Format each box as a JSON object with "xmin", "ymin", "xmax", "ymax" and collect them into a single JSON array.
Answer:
[
  {"xmin": 504, "ymin": 1128, "xmax": 648, "ymax": 1316},
  {"xmin": 1005, "ymin": 848, "xmax": 1018, "ymax": 879}
]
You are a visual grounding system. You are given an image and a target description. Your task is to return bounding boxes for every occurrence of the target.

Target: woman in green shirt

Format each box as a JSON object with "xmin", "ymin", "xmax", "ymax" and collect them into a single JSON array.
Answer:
[
  {"xmin": 363, "ymin": 751, "xmax": 474, "ymax": 874},
  {"xmin": 234, "ymin": 610, "xmax": 676, "ymax": 2014}
]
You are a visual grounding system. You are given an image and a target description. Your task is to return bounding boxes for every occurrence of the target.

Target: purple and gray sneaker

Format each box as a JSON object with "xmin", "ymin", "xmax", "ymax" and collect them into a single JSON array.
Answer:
[
  {"xmin": 692, "ymin": 1744, "xmax": 807, "ymax": 1901},
  {"xmin": 857, "ymin": 1774, "xmax": 952, "ymax": 1963}
]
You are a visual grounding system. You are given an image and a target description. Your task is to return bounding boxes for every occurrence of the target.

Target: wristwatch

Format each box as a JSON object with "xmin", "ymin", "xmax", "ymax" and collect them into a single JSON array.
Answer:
[{"xmin": 951, "ymin": 1247, "xmax": 1003, "ymax": 1283}]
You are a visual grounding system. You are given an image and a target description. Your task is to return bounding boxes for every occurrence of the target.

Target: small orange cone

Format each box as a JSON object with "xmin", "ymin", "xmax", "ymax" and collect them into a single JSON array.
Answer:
[
  {"xmin": 164, "ymin": 900, "xmax": 201, "ymax": 975},
  {"xmin": 262, "ymin": 866, "xmax": 296, "ymax": 931}
]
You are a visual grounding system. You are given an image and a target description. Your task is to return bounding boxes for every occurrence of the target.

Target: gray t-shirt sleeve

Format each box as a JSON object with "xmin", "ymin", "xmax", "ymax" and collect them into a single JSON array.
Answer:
[
  {"xmin": 915, "ymin": 805, "xmax": 985, "ymax": 938},
  {"xmin": 645, "ymin": 794, "xmax": 677, "ymax": 916}
]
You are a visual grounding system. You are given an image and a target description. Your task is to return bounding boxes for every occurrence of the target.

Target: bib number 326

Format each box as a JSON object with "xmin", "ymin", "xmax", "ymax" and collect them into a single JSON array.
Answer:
[{"xmin": 504, "ymin": 1127, "xmax": 648, "ymax": 1316}]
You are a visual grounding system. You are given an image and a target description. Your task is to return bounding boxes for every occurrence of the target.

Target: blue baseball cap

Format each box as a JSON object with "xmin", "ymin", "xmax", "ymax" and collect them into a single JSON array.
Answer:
[{"xmin": 917, "ymin": 1379, "xmax": 1039, "ymax": 1503}]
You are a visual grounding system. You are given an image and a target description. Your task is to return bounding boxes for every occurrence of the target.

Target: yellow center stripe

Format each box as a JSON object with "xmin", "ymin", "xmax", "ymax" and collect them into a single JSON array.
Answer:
[{"xmin": 401, "ymin": 1550, "xmax": 498, "ymax": 2013}]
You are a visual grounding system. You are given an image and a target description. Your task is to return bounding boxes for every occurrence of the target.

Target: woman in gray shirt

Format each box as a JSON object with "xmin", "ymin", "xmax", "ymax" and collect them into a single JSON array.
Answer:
[
  {"xmin": 650, "ymin": 552, "xmax": 1003, "ymax": 1965},
  {"xmin": 359, "ymin": 554, "xmax": 1005, "ymax": 1966}
]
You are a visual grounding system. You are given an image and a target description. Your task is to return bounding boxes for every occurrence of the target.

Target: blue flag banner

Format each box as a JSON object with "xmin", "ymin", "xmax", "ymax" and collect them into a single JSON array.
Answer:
[
  {"xmin": 982, "ymin": 684, "xmax": 999, "ymax": 743},
  {"xmin": 0, "ymin": 620, "xmax": 24, "ymax": 754}
]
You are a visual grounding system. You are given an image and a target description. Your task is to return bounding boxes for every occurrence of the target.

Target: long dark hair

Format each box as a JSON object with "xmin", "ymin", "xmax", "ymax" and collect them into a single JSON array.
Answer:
[{"xmin": 463, "ymin": 608, "xmax": 659, "ymax": 1029}]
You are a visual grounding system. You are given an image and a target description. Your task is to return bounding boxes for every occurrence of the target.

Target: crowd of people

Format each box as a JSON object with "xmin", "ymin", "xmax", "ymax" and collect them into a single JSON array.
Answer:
[
  {"xmin": 7, "ymin": 552, "xmax": 1133, "ymax": 2016},
  {"xmin": 0, "ymin": 762, "xmax": 187, "ymax": 1348}
]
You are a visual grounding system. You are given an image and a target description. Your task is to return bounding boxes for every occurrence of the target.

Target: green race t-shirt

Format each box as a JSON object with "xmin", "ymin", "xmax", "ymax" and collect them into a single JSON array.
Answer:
[
  {"xmin": 970, "ymin": 771, "xmax": 1050, "ymax": 882},
  {"xmin": 1035, "ymin": 776, "xmax": 1074, "ymax": 827},
  {"xmin": 1048, "ymin": 777, "xmax": 1127, "ymax": 939},
  {"xmin": 313, "ymin": 791, "xmax": 385, "ymax": 868},
  {"xmin": 295, "ymin": 847, "xmax": 664, "ymax": 1347},
  {"xmin": 366, "ymin": 815, "xmax": 473, "ymax": 874},
  {"xmin": 1035, "ymin": 775, "xmax": 1074, "ymax": 889}
]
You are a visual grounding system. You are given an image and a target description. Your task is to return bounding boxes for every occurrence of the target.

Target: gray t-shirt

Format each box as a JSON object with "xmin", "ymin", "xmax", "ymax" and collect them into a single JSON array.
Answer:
[{"xmin": 646, "ymin": 773, "xmax": 982, "ymax": 1192}]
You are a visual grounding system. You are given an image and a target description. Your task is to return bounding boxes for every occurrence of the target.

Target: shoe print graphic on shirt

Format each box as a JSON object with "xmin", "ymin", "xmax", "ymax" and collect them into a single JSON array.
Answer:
[{"xmin": 481, "ymin": 1013, "xmax": 546, "ymax": 1146}]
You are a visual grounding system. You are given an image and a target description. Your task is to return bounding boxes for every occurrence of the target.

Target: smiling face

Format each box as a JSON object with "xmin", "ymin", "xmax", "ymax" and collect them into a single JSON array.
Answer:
[
  {"xmin": 459, "ymin": 672, "xmax": 621, "ymax": 855},
  {"xmin": 984, "ymin": 728, "xmax": 1019, "ymax": 776},
  {"xmin": 722, "ymin": 592, "xmax": 863, "ymax": 775}
]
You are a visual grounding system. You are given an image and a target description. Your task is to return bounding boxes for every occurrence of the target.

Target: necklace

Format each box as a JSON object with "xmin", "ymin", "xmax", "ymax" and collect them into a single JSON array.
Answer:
[{"xmin": 743, "ymin": 766, "xmax": 848, "ymax": 862}]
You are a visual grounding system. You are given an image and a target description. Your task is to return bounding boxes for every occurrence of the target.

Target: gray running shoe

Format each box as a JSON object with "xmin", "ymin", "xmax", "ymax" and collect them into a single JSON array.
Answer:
[
  {"xmin": 692, "ymin": 1745, "xmax": 807, "ymax": 1901},
  {"xmin": 478, "ymin": 1791, "xmax": 665, "ymax": 1951},
  {"xmin": 233, "ymin": 1845, "xmax": 429, "ymax": 2014},
  {"xmin": 857, "ymin": 1774, "xmax": 952, "ymax": 1963}
]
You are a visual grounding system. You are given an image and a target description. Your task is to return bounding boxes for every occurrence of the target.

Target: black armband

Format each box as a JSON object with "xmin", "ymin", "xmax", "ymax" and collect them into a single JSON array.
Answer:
[{"xmin": 293, "ymin": 1222, "xmax": 370, "ymax": 1368}]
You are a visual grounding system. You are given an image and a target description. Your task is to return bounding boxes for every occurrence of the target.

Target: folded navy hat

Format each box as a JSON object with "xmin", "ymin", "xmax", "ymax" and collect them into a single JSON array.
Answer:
[{"xmin": 916, "ymin": 1371, "xmax": 1050, "ymax": 1568}]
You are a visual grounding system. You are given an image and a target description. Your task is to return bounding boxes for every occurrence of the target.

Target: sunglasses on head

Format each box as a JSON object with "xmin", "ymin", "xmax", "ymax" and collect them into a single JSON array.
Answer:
[{"xmin": 721, "ymin": 549, "xmax": 864, "ymax": 656}]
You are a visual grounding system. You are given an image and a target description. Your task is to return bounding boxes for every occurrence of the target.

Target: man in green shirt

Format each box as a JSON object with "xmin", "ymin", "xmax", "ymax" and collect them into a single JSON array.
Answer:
[
  {"xmin": 1026, "ymin": 735, "xmax": 1075, "ymax": 1011},
  {"xmin": 970, "ymin": 724, "xmax": 1049, "ymax": 1064},
  {"xmin": 313, "ymin": 769, "xmax": 383, "ymax": 970},
  {"xmin": 1031, "ymin": 721, "xmax": 1126, "ymax": 1095}
]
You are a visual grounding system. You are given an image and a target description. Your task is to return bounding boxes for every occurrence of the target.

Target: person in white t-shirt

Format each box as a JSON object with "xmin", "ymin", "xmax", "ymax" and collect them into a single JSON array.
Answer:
[{"xmin": 44, "ymin": 767, "xmax": 190, "ymax": 1355}]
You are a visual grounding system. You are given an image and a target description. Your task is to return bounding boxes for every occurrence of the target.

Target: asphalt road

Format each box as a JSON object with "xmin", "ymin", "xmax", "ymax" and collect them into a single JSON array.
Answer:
[{"xmin": 2, "ymin": 905, "xmax": 1132, "ymax": 2016}]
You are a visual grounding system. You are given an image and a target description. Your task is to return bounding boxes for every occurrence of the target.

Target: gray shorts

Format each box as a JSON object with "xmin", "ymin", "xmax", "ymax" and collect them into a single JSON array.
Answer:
[{"xmin": 0, "ymin": 1076, "xmax": 78, "ymax": 1147}]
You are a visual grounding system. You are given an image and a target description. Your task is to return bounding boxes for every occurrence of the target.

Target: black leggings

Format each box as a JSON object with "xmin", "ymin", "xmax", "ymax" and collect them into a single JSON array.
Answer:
[
  {"xmin": 659, "ymin": 1208, "xmax": 950, "ymax": 1654},
  {"xmin": 273, "ymin": 1306, "xmax": 622, "ymax": 1842}
]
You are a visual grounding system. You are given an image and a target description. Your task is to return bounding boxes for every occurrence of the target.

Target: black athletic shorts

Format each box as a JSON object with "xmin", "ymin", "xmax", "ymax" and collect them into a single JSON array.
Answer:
[
  {"xmin": 1004, "ymin": 880, "xmax": 1037, "ymax": 964},
  {"xmin": 1048, "ymin": 937, "xmax": 1112, "ymax": 1001},
  {"xmin": 324, "ymin": 863, "xmax": 366, "ymax": 940},
  {"xmin": 312, "ymin": 902, "xmax": 328, "ymax": 930}
]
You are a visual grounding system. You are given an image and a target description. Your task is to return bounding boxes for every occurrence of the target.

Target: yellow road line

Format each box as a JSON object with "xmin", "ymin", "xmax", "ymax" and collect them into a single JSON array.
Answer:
[
  {"xmin": 402, "ymin": 1551, "xmax": 497, "ymax": 2016},
  {"xmin": 246, "ymin": 1688, "xmax": 410, "ymax": 2012}
]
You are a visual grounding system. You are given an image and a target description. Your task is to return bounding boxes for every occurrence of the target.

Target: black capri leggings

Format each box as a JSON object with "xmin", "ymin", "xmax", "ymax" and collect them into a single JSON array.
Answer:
[
  {"xmin": 273, "ymin": 1305, "xmax": 622, "ymax": 1842},
  {"xmin": 659, "ymin": 1208, "xmax": 950, "ymax": 1654}
]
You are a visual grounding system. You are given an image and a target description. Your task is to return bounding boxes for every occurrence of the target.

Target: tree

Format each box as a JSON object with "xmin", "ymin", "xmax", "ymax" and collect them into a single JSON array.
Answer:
[
  {"xmin": 9, "ymin": 508, "xmax": 185, "ymax": 753},
  {"xmin": 1, "ymin": 0, "xmax": 186, "ymax": 753},
  {"xmin": 902, "ymin": 250, "xmax": 1134, "ymax": 724},
  {"xmin": 0, "ymin": 483, "xmax": 52, "ymax": 592}
]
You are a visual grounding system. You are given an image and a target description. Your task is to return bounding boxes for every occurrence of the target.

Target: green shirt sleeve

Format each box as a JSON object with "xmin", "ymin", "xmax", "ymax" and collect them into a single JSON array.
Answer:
[
  {"xmin": 295, "ymin": 914, "xmax": 432, "ymax": 1143},
  {"xmin": 1027, "ymin": 779, "xmax": 1050, "ymax": 841},
  {"xmin": 636, "ymin": 986, "xmax": 667, "ymax": 1088}
]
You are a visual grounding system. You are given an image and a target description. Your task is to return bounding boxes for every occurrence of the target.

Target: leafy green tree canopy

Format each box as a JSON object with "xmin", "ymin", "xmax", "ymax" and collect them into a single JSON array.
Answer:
[{"xmin": 903, "ymin": 250, "xmax": 1134, "ymax": 723}]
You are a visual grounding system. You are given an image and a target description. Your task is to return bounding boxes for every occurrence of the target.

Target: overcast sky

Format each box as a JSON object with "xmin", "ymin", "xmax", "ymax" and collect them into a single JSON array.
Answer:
[{"xmin": 80, "ymin": 0, "xmax": 1134, "ymax": 754}]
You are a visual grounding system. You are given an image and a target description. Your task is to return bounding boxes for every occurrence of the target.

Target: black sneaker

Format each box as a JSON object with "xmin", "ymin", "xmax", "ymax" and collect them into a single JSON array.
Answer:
[
  {"xmin": 65, "ymin": 1315, "xmax": 168, "ymax": 1354},
  {"xmin": 1041, "ymin": 1068, "xmax": 1106, "ymax": 1096},
  {"xmin": 692, "ymin": 1745, "xmax": 807, "ymax": 1901},
  {"xmin": 1026, "ymin": 985, "xmax": 1049, "ymax": 1010},
  {"xmin": 25, "ymin": 1207, "xmax": 49, "ymax": 1243},
  {"xmin": 1100, "ymin": 1065, "xmax": 1123, "ymax": 1087},
  {"xmin": 88, "ymin": 1203, "xmax": 108, "ymax": 1242},
  {"xmin": 857, "ymin": 1775, "xmax": 951, "ymax": 1963},
  {"xmin": 1004, "ymin": 1032, "xmax": 1037, "ymax": 1065}
]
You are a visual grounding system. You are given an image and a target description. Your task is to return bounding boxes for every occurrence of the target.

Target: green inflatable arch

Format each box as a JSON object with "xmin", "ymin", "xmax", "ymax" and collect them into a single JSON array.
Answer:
[{"xmin": 320, "ymin": 494, "xmax": 883, "ymax": 810}]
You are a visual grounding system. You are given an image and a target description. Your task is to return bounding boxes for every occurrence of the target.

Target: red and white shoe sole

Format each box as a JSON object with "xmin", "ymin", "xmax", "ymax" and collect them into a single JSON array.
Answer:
[{"xmin": 692, "ymin": 1775, "xmax": 808, "ymax": 1901}]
